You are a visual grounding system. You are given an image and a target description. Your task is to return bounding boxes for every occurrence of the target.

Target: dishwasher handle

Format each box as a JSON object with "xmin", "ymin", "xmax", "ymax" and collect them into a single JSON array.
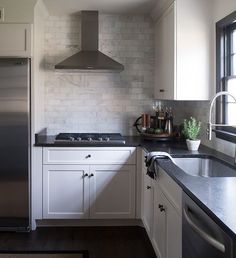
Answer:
[{"xmin": 183, "ymin": 207, "xmax": 226, "ymax": 253}]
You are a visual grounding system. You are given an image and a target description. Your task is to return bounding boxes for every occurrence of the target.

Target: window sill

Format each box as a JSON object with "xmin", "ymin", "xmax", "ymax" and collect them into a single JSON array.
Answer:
[{"xmin": 214, "ymin": 129, "xmax": 236, "ymax": 143}]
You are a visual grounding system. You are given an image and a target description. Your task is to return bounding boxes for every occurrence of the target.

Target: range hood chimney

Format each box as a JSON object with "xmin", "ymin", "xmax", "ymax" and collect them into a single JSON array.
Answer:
[{"xmin": 55, "ymin": 11, "xmax": 124, "ymax": 71}]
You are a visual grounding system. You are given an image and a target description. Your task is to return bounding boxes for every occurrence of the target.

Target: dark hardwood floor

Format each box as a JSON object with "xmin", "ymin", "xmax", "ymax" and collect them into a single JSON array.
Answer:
[{"xmin": 0, "ymin": 226, "xmax": 156, "ymax": 258}]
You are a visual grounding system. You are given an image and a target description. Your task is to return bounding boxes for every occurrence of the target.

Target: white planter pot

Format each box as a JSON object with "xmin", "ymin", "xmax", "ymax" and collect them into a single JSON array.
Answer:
[{"xmin": 186, "ymin": 139, "xmax": 201, "ymax": 151}]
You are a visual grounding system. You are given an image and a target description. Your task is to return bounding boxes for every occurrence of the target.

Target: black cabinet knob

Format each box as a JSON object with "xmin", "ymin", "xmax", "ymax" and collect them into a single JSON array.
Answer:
[
  {"xmin": 84, "ymin": 173, "xmax": 88, "ymax": 178},
  {"xmin": 85, "ymin": 154, "xmax": 91, "ymax": 159},
  {"xmin": 158, "ymin": 204, "xmax": 165, "ymax": 212},
  {"xmin": 89, "ymin": 174, "xmax": 94, "ymax": 178},
  {"xmin": 147, "ymin": 186, "xmax": 151, "ymax": 189}
]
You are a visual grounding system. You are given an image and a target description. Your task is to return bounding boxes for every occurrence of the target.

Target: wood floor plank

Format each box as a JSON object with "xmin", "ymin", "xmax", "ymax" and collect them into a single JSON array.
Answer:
[{"xmin": 0, "ymin": 226, "xmax": 156, "ymax": 258}]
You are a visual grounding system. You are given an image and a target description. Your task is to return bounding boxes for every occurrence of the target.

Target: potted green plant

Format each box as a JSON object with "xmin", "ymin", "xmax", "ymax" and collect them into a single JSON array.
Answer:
[{"xmin": 182, "ymin": 117, "xmax": 201, "ymax": 151}]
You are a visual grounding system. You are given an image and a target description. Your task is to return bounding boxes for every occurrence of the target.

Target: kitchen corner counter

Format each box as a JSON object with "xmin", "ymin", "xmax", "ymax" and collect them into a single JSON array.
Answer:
[
  {"xmin": 35, "ymin": 131, "xmax": 236, "ymax": 238},
  {"xmin": 34, "ymin": 129, "xmax": 186, "ymax": 149},
  {"xmin": 34, "ymin": 132, "xmax": 235, "ymax": 168},
  {"xmin": 140, "ymin": 140, "xmax": 236, "ymax": 239},
  {"xmin": 136, "ymin": 139, "xmax": 236, "ymax": 239},
  {"xmin": 157, "ymin": 157, "xmax": 236, "ymax": 239}
]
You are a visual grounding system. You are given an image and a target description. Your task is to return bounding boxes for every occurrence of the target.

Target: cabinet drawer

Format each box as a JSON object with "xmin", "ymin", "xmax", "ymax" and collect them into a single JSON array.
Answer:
[
  {"xmin": 157, "ymin": 166, "xmax": 182, "ymax": 215},
  {"xmin": 43, "ymin": 147, "xmax": 136, "ymax": 165}
]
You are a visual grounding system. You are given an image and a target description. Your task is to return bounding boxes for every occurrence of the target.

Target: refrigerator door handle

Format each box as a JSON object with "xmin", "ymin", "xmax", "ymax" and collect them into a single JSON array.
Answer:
[{"xmin": 183, "ymin": 207, "xmax": 225, "ymax": 253}]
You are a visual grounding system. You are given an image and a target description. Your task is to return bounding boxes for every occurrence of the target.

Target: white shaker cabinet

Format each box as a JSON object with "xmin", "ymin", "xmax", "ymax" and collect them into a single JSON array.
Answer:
[
  {"xmin": 42, "ymin": 147, "xmax": 136, "ymax": 220},
  {"xmin": 142, "ymin": 173, "xmax": 154, "ymax": 236},
  {"xmin": 155, "ymin": 3, "xmax": 175, "ymax": 100},
  {"xmin": 141, "ymin": 154, "xmax": 154, "ymax": 237},
  {"xmin": 154, "ymin": 0, "xmax": 212, "ymax": 100},
  {"xmin": 152, "ymin": 166, "xmax": 182, "ymax": 258},
  {"xmin": 43, "ymin": 165, "xmax": 90, "ymax": 219},
  {"xmin": 141, "ymin": 149, "xmax": 182, "ymax": 258},
  {"xmin": 89, "ymin": 165, "xmax": 135, "ymax": 219},
  {"xmin": 0, "ymin": 24, "xmax": 32, "ymax": 57},
  {"xmin": 152, "ymin": 185, "xmax": 182, "ymax": 258},
  {"xmin": 165, "ymin": 195, "xmax": 182, "ymax": 258},
  {"xmin": 152, "ymin": 186, "xmax": 166, "ymax": 258}
]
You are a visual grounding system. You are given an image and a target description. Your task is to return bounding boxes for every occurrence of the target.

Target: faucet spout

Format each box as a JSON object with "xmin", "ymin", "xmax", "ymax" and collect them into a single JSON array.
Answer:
[
  {"xmin": 207, "ymin": 122, "xmax": 212, "ymax": 140},
  {"xmin": 207, "ymin": 91, "xmax": 236, "ymax": 140}
]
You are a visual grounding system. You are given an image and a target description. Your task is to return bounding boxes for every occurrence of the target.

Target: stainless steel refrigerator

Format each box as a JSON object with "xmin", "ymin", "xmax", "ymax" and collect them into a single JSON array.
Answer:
[{"xmin": 0, "ymin": 58, "xmax": 30, "ymax": 231}]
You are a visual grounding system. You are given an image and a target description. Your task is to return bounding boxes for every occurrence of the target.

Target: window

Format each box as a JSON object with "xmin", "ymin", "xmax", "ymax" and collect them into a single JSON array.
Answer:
[{"xmin": 216, "ymin": 11, "xmax": 236, "ymax": 142}]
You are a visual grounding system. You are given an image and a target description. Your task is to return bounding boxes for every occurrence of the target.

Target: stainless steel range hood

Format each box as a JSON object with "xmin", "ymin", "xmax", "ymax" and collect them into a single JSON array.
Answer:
[{"xmin": 55, "ymin": 11, "xmax": 124, "ymax": 71}]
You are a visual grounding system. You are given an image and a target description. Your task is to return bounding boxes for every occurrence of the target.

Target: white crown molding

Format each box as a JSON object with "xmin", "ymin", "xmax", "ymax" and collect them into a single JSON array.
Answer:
[
  {"xmin": 151, "ymin": 0, "xmax": 174, "ymax": 21},
  {"xmin": 35, "ymin": 0, "xmax": 49, "ymax": 18}
]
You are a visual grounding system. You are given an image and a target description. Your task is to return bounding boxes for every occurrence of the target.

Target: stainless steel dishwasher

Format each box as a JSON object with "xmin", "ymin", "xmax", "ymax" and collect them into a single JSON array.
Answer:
[{"xmin": 182, "ymin": 192, "xmax": 234, "ymax": 258}]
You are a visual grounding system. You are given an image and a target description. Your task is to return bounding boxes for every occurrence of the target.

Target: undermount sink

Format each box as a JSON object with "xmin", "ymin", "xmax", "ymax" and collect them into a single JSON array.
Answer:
[{"xmin": 173, "ymin": 157, "xmax": 236, "ymax": 177}]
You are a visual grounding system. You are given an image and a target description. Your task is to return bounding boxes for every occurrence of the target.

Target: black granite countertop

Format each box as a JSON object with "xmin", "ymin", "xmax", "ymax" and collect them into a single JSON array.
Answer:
[
  {"xmin": 35, "ymin": 131, "xmax": 236, "ymax": 238},
  {"xmin": 142, "ymin": 142, "xmax": 236, "ymax": 239},
  {"xmin": 35, "ymin": 135, "xmax": 142, "ymax": 147},
  {"xmin": 157, "ymin": 158, "xmax": 236, "ymax": 238}
]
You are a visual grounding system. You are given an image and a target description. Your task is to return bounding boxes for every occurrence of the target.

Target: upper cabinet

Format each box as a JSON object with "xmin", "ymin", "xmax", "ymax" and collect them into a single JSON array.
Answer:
[
  {"xmin": 0, "ymin": 0, "xmax": 42, "ymax": 58},
  {"xmin": 154, "ymin": 0, "xmax": 213, "ymax": 100},
  {"xmin": 155, "ymin": 3, "xmax": 175, "ymax": 100},
  {"xmin": 0, "ymin": 0, "xmax": 37, "ymax": 23},
  {"xmin": 0, "ymin": 24, "xmax": 32, "ymax": 57}
]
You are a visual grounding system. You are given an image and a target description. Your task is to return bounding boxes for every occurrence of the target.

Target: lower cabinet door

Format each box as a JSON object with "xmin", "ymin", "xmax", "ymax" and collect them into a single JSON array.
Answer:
[
  {"xmin": 89, "ymin": 165, "xmax": 136, "ymax": 219},
  {"xmin": 166, "ymin": 197, "xmax": 182, "ymax": 258},
  {"xmin": 152, "ymin": 185, "xmax": 182, "ymax": 258},
  {"xmin": 142, "ymin": 173, "xmax": 154, "ymax": 236},
  {"xmin": 43, "ymin": 165, "xmax": 90, "ymax": 219},
  {"xmin": 152, "ymin": 186, "xmax": 166, "ymax": 258}
]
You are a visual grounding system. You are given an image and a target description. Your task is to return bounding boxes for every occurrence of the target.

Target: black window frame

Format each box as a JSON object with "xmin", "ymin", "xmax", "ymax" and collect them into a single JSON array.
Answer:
[{"xmin": 215, "ymin": 11, "xmax": 236, "ymax": 143}]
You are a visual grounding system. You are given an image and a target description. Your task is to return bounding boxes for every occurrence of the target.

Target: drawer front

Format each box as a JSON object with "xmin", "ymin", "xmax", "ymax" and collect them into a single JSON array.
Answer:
[
  {"xmin": 157, "ymin": 166, "xmax": 182, "ymax": 215},
  {"xmin": 43, "ymin": 147, "xmax": 136, "ymax": 165}
]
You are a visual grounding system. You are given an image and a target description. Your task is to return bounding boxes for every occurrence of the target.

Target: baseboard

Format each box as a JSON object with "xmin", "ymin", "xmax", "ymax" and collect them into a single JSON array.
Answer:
[{"xmin": 36, "ymin": 219, "xmax": 144, "ymax": 228}]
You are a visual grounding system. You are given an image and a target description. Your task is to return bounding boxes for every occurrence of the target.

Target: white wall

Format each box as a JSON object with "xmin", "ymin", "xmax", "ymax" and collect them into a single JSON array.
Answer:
[{"xmin": 0, "ymin": 0, "xmax": 37, "ymax": 23}]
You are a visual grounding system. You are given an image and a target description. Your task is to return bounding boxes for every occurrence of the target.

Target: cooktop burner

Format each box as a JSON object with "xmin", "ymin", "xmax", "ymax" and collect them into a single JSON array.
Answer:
[{"xmin": 55, "ymin": 133, "xmax": 126, "ymax": 144}]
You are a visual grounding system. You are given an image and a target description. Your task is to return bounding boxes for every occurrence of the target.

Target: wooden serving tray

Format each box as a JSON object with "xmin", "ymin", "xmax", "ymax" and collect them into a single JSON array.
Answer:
[{"xmin": 140, "ymin": 132, "xmax": 176, "ymax": 141}]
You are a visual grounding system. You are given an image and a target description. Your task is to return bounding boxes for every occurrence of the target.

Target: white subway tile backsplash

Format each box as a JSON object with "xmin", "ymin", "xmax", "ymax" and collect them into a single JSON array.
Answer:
[
  {"xmin": 44, "ymin": 13, "xmax": 154, "ymax": 135},
  {"xmin": 159, "ymin": 100, "xmax": 236, "ymax": 158}
]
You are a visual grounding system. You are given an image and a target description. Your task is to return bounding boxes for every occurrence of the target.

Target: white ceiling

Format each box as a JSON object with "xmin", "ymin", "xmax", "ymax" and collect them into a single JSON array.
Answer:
[{"xmin": 43, "ymin": 0, "xmax": 157, "ymax": 15}]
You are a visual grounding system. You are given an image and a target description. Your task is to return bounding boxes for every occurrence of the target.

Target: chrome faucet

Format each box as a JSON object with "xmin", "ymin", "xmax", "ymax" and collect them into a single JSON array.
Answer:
[{"xmin": 207, "ymin": 91, "xmax": 236, "ymax": 140}]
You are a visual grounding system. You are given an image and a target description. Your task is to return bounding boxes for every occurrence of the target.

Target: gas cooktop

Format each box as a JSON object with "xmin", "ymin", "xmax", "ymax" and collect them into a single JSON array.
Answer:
[{"xmin": 55, "ymin": 133, "xmax": 126, "ymax": 144}]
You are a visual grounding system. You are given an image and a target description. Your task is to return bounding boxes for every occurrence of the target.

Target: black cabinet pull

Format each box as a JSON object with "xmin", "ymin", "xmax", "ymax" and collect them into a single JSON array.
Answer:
[
  {"xmin": 89, "ymin": 174, "xmax": 94, "ymax": 178},
  {"xmin": 159, "ymin": 89, "xmax": 165, "ymax": 92},
  {"xmin": 85, "ymin": 154, "xmax": 91, "ymax": 159},
  {"xmin": 83, "ymin": 173, "xmax": 88, "ymax": 178},
  {"xmin": 158, "ymin": 204, "xmax": 165, "ymax": 212},
  {"xmin": 147, "ymin": 186, "xmax": 151, "ymax": 189}
]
